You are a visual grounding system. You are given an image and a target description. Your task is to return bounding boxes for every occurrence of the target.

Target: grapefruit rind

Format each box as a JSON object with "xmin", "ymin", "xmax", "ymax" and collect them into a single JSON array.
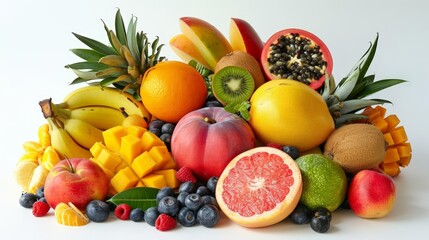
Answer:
[{"xmin": 216, "ymin": 147, "xmax": 302, "ymax": 228}]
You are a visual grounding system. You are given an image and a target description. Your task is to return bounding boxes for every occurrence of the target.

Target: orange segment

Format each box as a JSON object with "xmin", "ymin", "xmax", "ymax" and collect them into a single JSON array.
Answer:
[{"xmin": 55, "ymin": 202, "xmax": 89, "ymax": 227}]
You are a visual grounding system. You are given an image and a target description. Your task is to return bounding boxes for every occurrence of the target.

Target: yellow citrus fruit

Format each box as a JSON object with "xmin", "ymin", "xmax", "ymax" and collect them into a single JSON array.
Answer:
[
  {"xmin": 55, "ymin": 202, "xmax": 89, "ymax": 226},
  {"xmin": 249, "ymin": 79, "xmax": 334, "ymax": 152},
  {"xmin": 216, "ymin": 147, "xmax": 302, "ymax": 228},
  {"xmin": 140, "ymin": 61, "xmax": 207, "ymax": 123},
  {"xmin": 295, "ymin": 154, "xmax": 347, "ymax": 211}
]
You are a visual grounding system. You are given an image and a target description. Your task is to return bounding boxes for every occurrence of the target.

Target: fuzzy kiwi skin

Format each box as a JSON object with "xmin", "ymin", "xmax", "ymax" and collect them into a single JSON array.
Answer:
[{"xmin": 323, "ymin": 123, "xmax": 387, "ymax": 174}]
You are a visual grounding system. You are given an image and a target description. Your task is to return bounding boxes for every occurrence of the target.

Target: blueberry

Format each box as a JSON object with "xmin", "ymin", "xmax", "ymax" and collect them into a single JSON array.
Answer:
[
  {"xmin": 197, "ymin": 204, "xmax": 220, "ymax": 228},
  {"xmin": 19, "ymin": 192, "xmax": 38, "ymax": 208},
  {"xmin": 184, "ymin": 193, "xmax": 203, "ymax": 211},
  {"xmin": 159, "ymin": 133, "xmax": 172, "ymax": 149},
  {"xmin": 149, "ymin": 120, "xmax": 165, "ymax": 131},
  {"xmin": 196, "ymin": 186, "xmax": 211, "ymax": 196},
  {"xmin": 177, "ymin": 207, "xmax": 197, "ymax": 227},
  {"xmin": 130, "ymin": 208, "xmax": 145, "ymax": 222},
  {"xmin": 35, "ymin": 186, "xmax": 44, "ymax": 199},
  {"xmin": 206, "ymin": 176, "xmax": 218, "ymax": 194},
  {"xmin": 37, "ymin": 197, "xmax": 47, "ymax": 203},
  {"xmin": 161, "ymin": 123, "xmax": 175, "ymax": 134},
  {"xmin": 86, "ymin": 200, "xmax": 110, "ymax": 222},
  {"xmin": 310, "ymin": 215, "xmax": 330, "ymax": 233},
  {"xmin": 177, "ymin": 192, "xmax": 189, "ymax": 207},
  {"xmin": 107, "ymin": 200, "xmax": 117, "ymax": 212},
  {"xmin": 149, "ymin": 128, "xmax": 162, "ymax": 137},
  {"xmin": 313, "ymin": 207, "xmax": 332, "ymax": 222},
  {"xmin": 156, "ymin": 187, "xmax": 175, "ymax": 204},
  {"xmin": 157, "ymin": 196, "xmax": 180, "ymax": 216},
  {"xmin": 179, "ymin": 181, "xmax": 196, "ymax": 193},
  {"xmin": 289, "ymin": 204, "xmax": 312, "ymax": 224},
  {"xmin": 281, "ymin": 146, "xmax": 300, "ymax": 160},
  {"xmin": 205, "ymin": 101, "xmax": 222, "ymax": 108},
  {"xmin": 201, "ymin": 195, "xmax": 219, "ymax": 209},
  {"xmin": 144, "ymin": 207, "xmax": 160, "ymax": 226}
]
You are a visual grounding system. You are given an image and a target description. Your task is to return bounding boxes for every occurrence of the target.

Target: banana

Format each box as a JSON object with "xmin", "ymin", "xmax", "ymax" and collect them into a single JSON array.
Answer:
[
  {"xmin": 38, "ymin": 124, "xmax": 51, "ymax": 148},
  {"xmin": 58, "ymin": 86, "xmax": 151, "ymax": 123},
  {"xmin": 63, "ymin": 118, "xmax": 104, "ymax": 149},
  {"xmin": 58, "ymin": 106, "xmax": 125, "ymax": 130},
  {"xmin": 28, "ymin": 165, "xmax": 49, "ymax": 193},
  {"xmin": 47, "ymin": 117, "xmax": 91, "ymax": 159},
  {"xmin": 15, "ymin": 161, "xmax": 38, "ymax": 193}
]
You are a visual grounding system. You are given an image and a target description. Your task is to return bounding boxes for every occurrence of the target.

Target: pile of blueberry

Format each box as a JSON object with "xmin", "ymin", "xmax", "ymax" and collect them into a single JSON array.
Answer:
[
  {"xmin": 288, "ymin": 204, "xmax": 332, "ymax": 233},
  {"xmin": 148, "ymin": 120, "xmax": 175, "ymax": 150},
  {"xmin": 146, "ymin": 176, "xmax": 220, "ymax": 229}
]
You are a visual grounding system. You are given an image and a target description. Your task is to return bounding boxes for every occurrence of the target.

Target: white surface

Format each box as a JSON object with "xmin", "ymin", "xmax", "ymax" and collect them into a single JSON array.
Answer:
[{"xmin": 1, "ymin": 0, "xmax": 428, "ymax": 239}]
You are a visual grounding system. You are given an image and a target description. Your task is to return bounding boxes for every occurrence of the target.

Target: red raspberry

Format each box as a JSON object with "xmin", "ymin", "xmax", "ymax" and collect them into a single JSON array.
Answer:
[
  {"xmin": 32, "ymin": 201, "xmax": 50, "ymax": 217},
  {"xmin": 114, "ymin": 203, "xmax": 131, "ymax": 220},
  {"xmin": 155, "ymin": 213, "xmax": 177, "ymax": 231},
  {"xmin": 176, "ymin": 166, "xmax": 197, "ymax": 183},
  {"xmin": 266, "ymin": 143, "xmax": 282, "ymax": 149}
]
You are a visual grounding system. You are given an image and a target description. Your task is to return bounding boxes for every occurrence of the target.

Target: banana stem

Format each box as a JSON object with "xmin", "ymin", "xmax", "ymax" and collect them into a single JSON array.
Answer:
[{"xmin": 39, "ymin": 98, "xmax": 55, "ymax": 118}]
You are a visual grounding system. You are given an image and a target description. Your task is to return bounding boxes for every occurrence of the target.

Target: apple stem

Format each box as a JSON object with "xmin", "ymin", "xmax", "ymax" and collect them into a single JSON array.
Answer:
[
  {"xmin": 65, "ymin": 157, "xmax": 75, "ymax": 173},
  {"xmin": 204, "ymin": 117, "xmax": 216, "ymax": 124}
]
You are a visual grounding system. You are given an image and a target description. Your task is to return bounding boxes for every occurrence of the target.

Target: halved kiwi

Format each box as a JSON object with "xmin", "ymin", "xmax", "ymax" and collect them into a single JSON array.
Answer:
[{"xmin": 211, "ymin": 66, "xmax": 255, "ymax": 106}]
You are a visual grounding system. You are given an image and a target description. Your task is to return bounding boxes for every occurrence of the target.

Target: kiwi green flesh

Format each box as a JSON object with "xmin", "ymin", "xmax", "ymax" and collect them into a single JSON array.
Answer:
[
  {"xmin": 267, "ymin": 33, "xmax": 327, "ymax": 84},
  {"xmin": 212, "ymin": 66, "xmax": 255, "ymax": 105}
]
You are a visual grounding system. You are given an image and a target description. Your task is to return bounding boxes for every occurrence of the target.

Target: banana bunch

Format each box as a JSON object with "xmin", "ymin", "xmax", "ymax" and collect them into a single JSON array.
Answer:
[
  {"xmin": 14, "ymin": 124, "xmax": 61, "ymax": 193},
  {"xmin": 39, "ymin": 86, "xmax": 152, "ymax": 159}
]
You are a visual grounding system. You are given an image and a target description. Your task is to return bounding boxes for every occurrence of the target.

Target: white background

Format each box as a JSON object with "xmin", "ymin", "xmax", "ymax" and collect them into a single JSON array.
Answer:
[{"xmin": 1, "ymin": 0, "xmax": 428, "ymax": 239}]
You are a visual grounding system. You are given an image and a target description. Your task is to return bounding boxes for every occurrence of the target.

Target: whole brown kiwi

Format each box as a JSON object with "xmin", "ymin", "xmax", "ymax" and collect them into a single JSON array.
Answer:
[
  {"xmin": 215, "ymin": 50, "xmax": 266, "ymax": 89},
  {"xmin": 323, "ymin": 123, "xmax": 387, "ymax": 174}
]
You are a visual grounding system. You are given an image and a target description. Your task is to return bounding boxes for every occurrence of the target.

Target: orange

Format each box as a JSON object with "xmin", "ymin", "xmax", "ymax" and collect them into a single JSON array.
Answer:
[
  {"xmin": 55, "ymin": 202, "xmax": 89, "ymax": 226},
  {"xmin": 140, "ymin": 61, "xmax": 207, "ymax": 123},
  {"xmin": 215, "ymin": 147, "xmax": 302, "ymax": 228},
  {"xmin": 248, "ymin": 79, "xmax": 334, "ymax": 152}
]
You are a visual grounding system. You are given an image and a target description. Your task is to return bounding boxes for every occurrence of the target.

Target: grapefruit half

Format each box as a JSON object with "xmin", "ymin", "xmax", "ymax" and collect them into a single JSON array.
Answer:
[{"xmin": 215, "ymin": 147, "xmax": 302, "ymax": 228}]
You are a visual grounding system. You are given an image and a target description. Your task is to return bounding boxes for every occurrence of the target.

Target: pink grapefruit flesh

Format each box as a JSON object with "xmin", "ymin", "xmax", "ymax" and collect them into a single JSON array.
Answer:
[{"xmin": 215, "ymin": 147, "xmax": 302, "ymax": 228}]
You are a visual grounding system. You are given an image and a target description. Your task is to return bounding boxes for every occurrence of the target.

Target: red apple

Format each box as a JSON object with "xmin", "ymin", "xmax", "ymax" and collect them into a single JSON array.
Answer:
[
  {"xmin": 171, "ymin": 107, "xmax": 256, "ymax": 181},
  {"xmin": 44, "ymin": 158, "xmax": 109, "ymax": 210},
  {"xmin": 348, "ymin": 169, "xmax": 396, "ymax": 218},
  {"xmin": 229, "ymin": 18, "xmax": 264, "ymax": 62}
]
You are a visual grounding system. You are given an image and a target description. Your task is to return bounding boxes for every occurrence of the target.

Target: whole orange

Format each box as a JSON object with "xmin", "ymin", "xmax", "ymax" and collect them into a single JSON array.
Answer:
[{"xmin": 140, "ymin": 61, "xmax": 207, "ymax": 123}]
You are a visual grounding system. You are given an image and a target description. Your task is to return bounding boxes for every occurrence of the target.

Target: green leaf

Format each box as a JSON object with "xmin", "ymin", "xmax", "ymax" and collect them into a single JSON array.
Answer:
[
  {"xmin": 358, "ymin": 33, "xmax": 379, "ymax": 81},
  {"xmin": 69, "ymin": 49, "xmax": 104, "ymax": 61},
  {"xmin": 358, "ymin": 79, "xmax": 407, "ymax": 98},
  {"xmin": 346, "ymin": 74, "xmax": 375, "ymax": 100},
  {"xmin": 115, "ymin": 9, "xmax": 128, "ymax": 46},
  {"xmin": 66, "ymin": 62, "xmax": 109, "ymax": 71},
  {"xmin": 340, "ymin": 99, "xmax": 386, "ymax": 114},
  {"xmin": 70, "ymin": 77, "xmax": 89, "ymax": 85},
  {"xmin": 108, "ymin": 187, "xmax": 159, "ymax": 210},
  {"xmin": 126, "ymin": 17, "xmax": 141, "ymax": 66},
  {"xmin": 224, "ymin": 101, "xmax": 251, "ymax": 121},
  {"xmin": 70, "ymin": 68, "xmax": 98, "ymax": 80},
  {"xmin": 334, "ymin": 67, "xmax": 360, "ymax": 101},
  {"xmin": 334, "ymin": 113, "xmax": 368, "ymax": 128},
  {"xmin": 72, "ymin": 32, "xmax": 117, "ymax": 56}
]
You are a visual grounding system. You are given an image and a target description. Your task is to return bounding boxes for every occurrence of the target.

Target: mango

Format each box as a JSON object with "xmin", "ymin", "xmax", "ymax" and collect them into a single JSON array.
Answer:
[{"xmin": 169, "ymin": 34, "xmax": 211, "ymax": 68}]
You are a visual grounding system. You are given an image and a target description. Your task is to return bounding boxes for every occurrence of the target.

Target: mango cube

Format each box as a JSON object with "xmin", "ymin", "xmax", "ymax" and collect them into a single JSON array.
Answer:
[
  {"xmin": 149, "ymin": 145, "xmax": 173, "ymax": 171},
  {"xmin": 384, "ymin": 147, "xmax": 400, "ymax": 163},
  {"xmin": 90, "ymin": 141, "xmax": 106, "ymax": 158},
  {"xmin": 131, "ymin": 151, "xmax": 157, "ymax": 178},
  {"xmin": 126, "ymin": 125, "xmax": 146, "ymax": 138},
  {"xmin": 120, "ymin": 135, "xmax": 143, "ymax": 164},
  {"xmin": 141, "ymin": 131, "xmax": 165, "ymax": 152},
  {"xmin": 103, "ymin": 126, "xmax": 127, "ymax": 152},
  {"xmin": 141, "ymin": 174, "xmax": 167, "ymax": 189},
  {"xmin": 110, "ymin": 166, "xmax": 140, "ymax": 192},
  {"xmin": 95, "ymin": 148, "xmax": 122, "ymax": 172},
  {"xmin": 154, "ymin": 169, "xmax": 180, "ymax": 188}
]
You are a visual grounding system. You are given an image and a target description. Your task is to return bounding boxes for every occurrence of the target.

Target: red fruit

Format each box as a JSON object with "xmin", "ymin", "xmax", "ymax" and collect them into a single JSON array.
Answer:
[
  {"xmin": 260, "ymin": 28, "xmax": 333, "ymax": 90},
  {"xmin": 266, "ymin": 143, "xmax": 282, "ymax": 149},
  {"xmin": 155, "ymin": 213, "xmax": 177, "ymax": 231},
  {"xmin": 32, "ymin": 201, "xmax": 50, "ymax": 217},
  {"xmin": 171, "ymin": 107, "xmax": 256, "ymax": 181},
  {"xmin": 114, "ymin": 203, "xmax": 131, "ymax": 220},
  {"xmin": 229, "ymin": 18, "xmax": 264, "ymax": 64},
  {"xmin": 176, "ymin": 167, "xmax": 197, "ymax": 183}
]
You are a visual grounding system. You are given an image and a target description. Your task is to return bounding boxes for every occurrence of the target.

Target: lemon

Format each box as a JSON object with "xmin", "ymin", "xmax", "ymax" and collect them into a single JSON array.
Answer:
[{"xmin": 295, "ymin": 154, "xmax": 347, "ymax": 212}]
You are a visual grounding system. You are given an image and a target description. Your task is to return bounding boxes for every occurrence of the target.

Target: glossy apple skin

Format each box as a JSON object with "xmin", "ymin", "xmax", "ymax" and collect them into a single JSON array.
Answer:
[
  {"xmin": 171, "ymin": 107, "xmax": 256, "ymax": 181},
  {"xmin": 348, "ymin": 169, "xmax": 396, "ymax": 218},
  {"xmin": 179, "ymin": 17, "xmax": 233, "ymax": 70},
  {"xmin": 44, "ymin": 158, "xmax": 109, "ymax": 210},
  {"xmin": 229, "ymin": 18, "xmax": 264, "ymax": 63}
]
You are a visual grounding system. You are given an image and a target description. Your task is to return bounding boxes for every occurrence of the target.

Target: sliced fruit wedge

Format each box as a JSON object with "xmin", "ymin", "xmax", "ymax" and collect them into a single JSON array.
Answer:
[{"xmin": 55, "ymin": 202, "xmax": 89, "ymax": 226}]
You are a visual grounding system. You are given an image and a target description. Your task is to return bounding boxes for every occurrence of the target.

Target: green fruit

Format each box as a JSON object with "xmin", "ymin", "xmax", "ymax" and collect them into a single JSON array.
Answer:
[{"xmin": 295, "ymin": 154, "xmax": 347, "ymax": 212}]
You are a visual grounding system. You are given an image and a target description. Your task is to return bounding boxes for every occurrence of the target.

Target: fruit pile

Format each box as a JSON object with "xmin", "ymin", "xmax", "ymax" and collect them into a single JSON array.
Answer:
[{"xmin": 14, "ymin": 9, "xmax": 412, "ymax": 234}]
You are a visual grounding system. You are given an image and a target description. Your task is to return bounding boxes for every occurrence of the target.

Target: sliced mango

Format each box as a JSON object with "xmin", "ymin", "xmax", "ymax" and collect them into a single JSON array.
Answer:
[
  {"xmin": 102, "ymin": 125, "xmax": 127, "ymax": 152},
  {"xmin": 141, "ymin": 131, "xmax": 165, "ymax": 151},
  {"xmin": 142, "ymin": 174, "xmax": 167, "ymax": 189},
  {"xmin": 120, "ymin": 135, "xmax": 142, "ymax": 164},
  {"xmin": 110, "ymin": 167, "xmax": 140, "ymax": 193},
  {"xmin": 154, "ymin": 169, "xmax": 180, "ymax": 188},
  {"xmin": 131, "ymin": 151, "xmax": 157, "ymax": 178}
]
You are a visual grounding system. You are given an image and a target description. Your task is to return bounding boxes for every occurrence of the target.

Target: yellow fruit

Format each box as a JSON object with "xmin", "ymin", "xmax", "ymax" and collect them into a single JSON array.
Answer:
[
  {"xmin": 14, "ymin": 161, "xmax": 38, "ymax": 193},
  {"xmin": 249, "ymin": 79, "xmax": 334, "ymax": 152},
  {"xmin": 55, "ymin": 202, "xmax": 89, "ymax": 227}
]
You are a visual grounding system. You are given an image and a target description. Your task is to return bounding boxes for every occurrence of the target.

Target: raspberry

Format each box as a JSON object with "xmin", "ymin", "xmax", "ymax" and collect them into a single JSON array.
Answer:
[
  {"xmin": 155, "ymin": 213, "xmax": 177, "ymax": 231},
  {"xmin": 266, "ymin": 143, "xmax": 282, "ymax": 149},
  {"xmin": 176, "ymin": 167, "xmax": 197, "ymax": 183},
  {"xmin": 32, "ymin": 201, "xmax": 50, "ymax": 217},
  {"xmin": 114, "ymin": 203, "xmax": 131, "ymax": 220}
]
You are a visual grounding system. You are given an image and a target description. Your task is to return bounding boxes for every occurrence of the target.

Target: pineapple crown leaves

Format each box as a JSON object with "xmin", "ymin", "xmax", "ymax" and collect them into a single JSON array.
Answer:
[
  {"xmin": 322, "ymin": 33, "xmax": 407, "ymax": 127},
  {"xmin": 65, "ymin": 9, "xmax": 166, "ymax": 99}
]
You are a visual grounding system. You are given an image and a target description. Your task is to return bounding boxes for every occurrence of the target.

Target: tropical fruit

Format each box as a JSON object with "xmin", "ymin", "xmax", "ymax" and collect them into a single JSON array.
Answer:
[
  {"xmin": 295, "ymin": 154, "xmax": 347, "ymax": 212},
  {"xmin": 140, "ymin": 61, "xmax": 208, "ymax": 123},
  {"xmin": 55, "ymin": 202, "xmax": 89, "ymax": 226},
  {"xmin": 249, "ymin": 79, "xmax": 334, "ymax": 152},
  {"xmin": 361, "ymin": 105, "xmax": 412, "ymax": 176},
  {"xmin": 90, "ymin": 125, "xmax": 179, "ymax": 196},
  {"xmin": 216, "ymin": 147, "xmax": 302, "ymax": 228}
]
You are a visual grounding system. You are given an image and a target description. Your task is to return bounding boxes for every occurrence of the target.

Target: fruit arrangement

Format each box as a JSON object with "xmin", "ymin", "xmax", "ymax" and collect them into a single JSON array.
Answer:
[{"xmin": 14, "ymin": 9, "xmax": 412, "ymax": 233}]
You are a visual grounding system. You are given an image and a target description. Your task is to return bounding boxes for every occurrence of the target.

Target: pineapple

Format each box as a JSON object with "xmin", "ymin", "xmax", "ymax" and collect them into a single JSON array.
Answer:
[
  {"xmin": 321, "ymin": 33, "xmax": 407, "ymax": 128},
  {"xmin": 66, "ymin": 9, "xmax": 166, "ymax": 100}
]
